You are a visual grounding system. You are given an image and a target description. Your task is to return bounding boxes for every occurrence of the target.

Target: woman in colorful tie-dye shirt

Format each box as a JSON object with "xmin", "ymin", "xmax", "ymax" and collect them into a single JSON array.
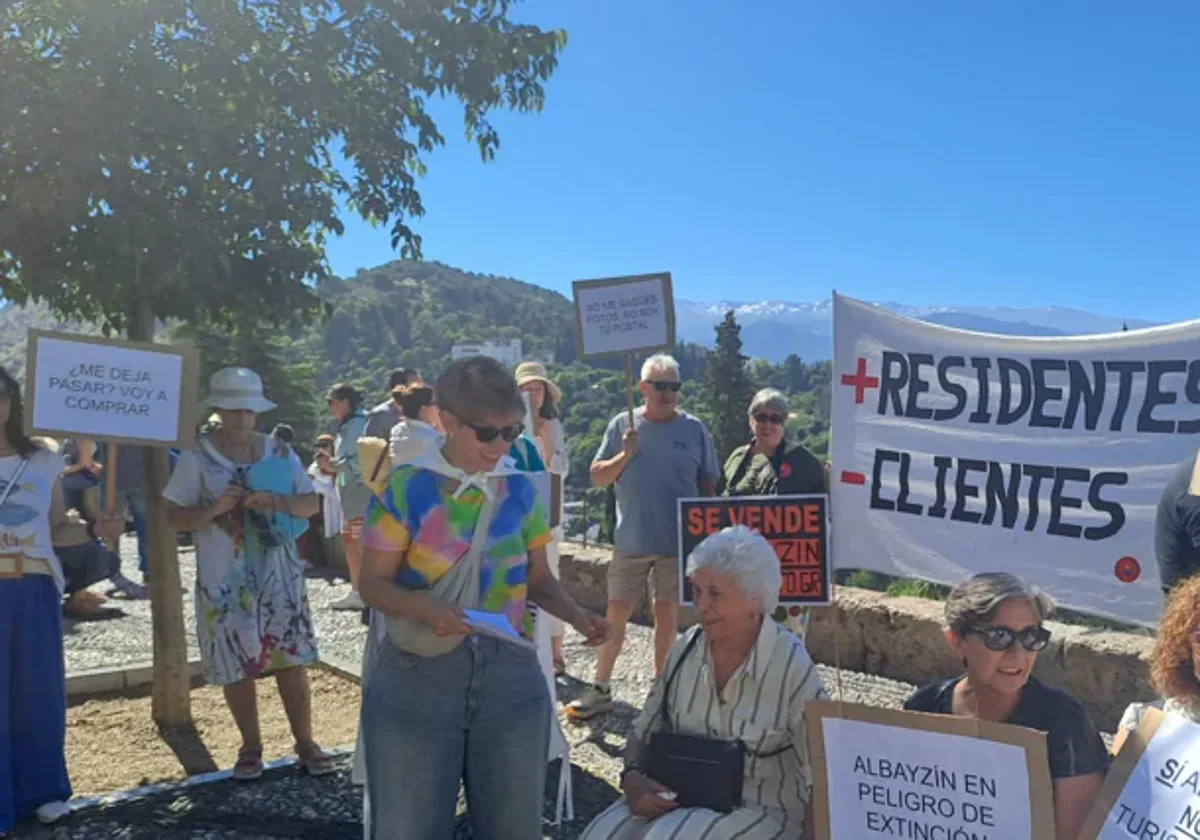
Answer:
[{"xmin": 358, "ymin": 356, "xmax": 610, "ymax": 840}]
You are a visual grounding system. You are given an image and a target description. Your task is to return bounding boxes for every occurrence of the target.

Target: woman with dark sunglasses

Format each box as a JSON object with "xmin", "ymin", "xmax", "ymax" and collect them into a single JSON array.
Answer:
[
  {"xmin": 720, "ymin": 389, "xmax": 827, "ymax": 499},
  {"xmin": 904, "ymin": 572, "xmax": 1107, "ymax": 840},
  {"xmin": 357, "ymin": 356, "xmax": 610, "ymax": 839},
  {"xmin": 720, "ymin": 389, "xmax": 827, "ymax": 640}
]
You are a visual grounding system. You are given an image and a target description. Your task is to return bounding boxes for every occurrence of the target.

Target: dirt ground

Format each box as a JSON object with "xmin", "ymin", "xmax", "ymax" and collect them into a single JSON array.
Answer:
[{"xmin": 66, "ymin": 668, "xmax": 362, "ymax": 797}]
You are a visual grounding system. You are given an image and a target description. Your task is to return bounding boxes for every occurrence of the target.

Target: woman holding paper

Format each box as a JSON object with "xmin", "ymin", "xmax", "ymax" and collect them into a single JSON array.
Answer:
[
  {"xmin": 1114, "ymin": 575, "xmax": 1200, "ymax": 751},
  {"xmin": 904, "ymin": 573, "xmax": 1107, "ymax": 840},
  {"xmin": 358, "ymin": 355, "xmax": 609, "ymax": 840},
  {"xmin": 582, "ymin": 526, "xmax": 827, "ymax": 840}
]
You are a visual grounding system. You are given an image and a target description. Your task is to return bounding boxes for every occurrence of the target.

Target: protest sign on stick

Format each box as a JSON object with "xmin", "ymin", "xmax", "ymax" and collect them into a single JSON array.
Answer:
[
  {"xmin": 1079, "ymin": 706, "xmax": 1200, "ymax": 840},
  {"xmin": 831, "ymin": 292, "xmax": 1200, "ymax": 625},
  {"xmin": 26, "ymin": 330, "xmax": 200, "ymax": 448},
  {"xmin": 677, "ymin": 495, "xmax": 831, "ymax": 610},
  {"xmin": 26, "ymin": 330, "xmax": 199, "ymax": 541},
  {"xmin": 807, "ymin": 701, "xmax": 1055, "ymax": 840},
  {"xmin": 573, "ymin": 273, "xmax": 675, "ymax": 427}
]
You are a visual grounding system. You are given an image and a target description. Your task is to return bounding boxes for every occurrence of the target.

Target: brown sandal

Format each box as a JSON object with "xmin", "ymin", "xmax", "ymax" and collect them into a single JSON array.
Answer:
[
  {"xmin": 233, "ymin": 746, "xmax": 264, "ymax": 781},
  {"xmin": 296, "ymin": 741, "xmax": 336, "ymax": 777}
]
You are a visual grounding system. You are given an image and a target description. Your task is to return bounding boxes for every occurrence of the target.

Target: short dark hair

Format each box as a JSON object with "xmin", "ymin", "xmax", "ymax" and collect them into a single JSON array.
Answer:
[
  {"xmin": 436, "ymin": 357, "xmax": 523, "ymax": 424},
  {"xmin": 271, "ymin": 423, "xmax": 295, "ymax": 444},
  {"xmin": 395, "ymin": 384, "xmax": 436, "ymax": 420},
  {"xmin": 388, "ymin": 368, "xmax": 420, "ymax": 390},
  {"xmin": 327, "ymin": 383, "xmax": 363, "ymax": 410}
]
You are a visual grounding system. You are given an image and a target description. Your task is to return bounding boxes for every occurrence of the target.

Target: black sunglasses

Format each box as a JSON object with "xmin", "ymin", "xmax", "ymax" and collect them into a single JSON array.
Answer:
[
  {"xmin": 753, "ymin": 413, "xmax": 786, "ymax": 425},
  {"xmin": 464, "ymin": 420, "xmax": 525, "ymax": 444},
  {"xmin": 648, "ymin": 381, "xmax": 682, "ymax": 393},
  {"xmin": 966, "ymin": 625, "xmax": 1051, "ymax": 653}
]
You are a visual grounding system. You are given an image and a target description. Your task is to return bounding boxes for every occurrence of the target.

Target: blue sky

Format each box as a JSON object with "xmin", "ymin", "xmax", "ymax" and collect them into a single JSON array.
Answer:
[{"xmin": 323, "ymin": 1, "xmax": 1200, "ymax": 320}]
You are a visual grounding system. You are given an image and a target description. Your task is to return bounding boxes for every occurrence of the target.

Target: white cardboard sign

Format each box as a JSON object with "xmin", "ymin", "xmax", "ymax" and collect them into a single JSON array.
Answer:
[
  {"xmin": 26, "ymin": 330, "xmax": 199, "ymax": 448},
  {"xmin": 572, "ymin": 273, "xmax": 675, "ymax": 358},
  {"xmin": 1083, "ymin": 708, "xmax": 1200, "ymax": 840},
  {"xmin": 808, "ymin": 702, "xmax": 1055, "ymax": 840}
]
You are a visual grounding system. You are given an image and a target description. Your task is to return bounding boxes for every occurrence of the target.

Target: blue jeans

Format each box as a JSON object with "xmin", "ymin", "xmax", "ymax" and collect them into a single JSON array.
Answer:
[
  {"xmin": 363, "ymin": 635, "xmax": 551, "ymax": 840},
  {"xmin": 0, "ymin": 576, "xmax": 71, "ymax": 832}
]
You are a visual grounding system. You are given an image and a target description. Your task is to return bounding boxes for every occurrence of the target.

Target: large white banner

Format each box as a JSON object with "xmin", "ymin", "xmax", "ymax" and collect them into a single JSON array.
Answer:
[{"xmin": 831, "ymin": 293, "xmax": 1200, "ymax": 625}]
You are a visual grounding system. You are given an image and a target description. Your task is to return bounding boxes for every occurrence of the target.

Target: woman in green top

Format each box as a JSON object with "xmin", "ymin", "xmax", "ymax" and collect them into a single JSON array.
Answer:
[
  {"xmin": 720, "ymin": 388, "xmax": 827, "ymax": 640},
  {"xmin": 721, "ymin": 389, "xmax": 827, "ymax": 498}
]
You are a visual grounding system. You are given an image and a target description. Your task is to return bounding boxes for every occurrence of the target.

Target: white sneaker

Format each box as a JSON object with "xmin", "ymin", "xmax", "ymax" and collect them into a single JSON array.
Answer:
[
  {"xmin": 35, "ymin": 801, "xmax": 70, "ymax": 825},
  {"xmin": 330, "ymin": 590, "xmax": 364, "ymax": 611}
]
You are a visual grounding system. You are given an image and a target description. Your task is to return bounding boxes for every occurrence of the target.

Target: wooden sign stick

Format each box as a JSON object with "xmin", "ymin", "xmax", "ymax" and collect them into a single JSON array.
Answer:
[
  {"xmin": 623, "ymin": 353, "xmax": 636, "ymax": 428},
  {"xmin": 104, "ymin": 443, "xmax": 120, "ymax": 551}
]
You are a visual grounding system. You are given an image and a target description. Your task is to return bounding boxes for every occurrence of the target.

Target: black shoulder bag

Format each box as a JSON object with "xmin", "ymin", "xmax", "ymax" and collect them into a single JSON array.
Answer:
[{"xmin": 644, "ymin": 629, "xmax": 789, "ymax": 813}]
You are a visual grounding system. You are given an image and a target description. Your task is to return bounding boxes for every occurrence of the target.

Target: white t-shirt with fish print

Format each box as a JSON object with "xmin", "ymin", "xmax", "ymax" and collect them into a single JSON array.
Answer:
[{"xmin": 0, "ymin": 448, "xmax": 64, "ymax": 590}]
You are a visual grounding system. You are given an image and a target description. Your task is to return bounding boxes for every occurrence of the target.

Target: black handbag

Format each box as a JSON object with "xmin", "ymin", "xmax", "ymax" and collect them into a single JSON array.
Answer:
[{"xmin": 644, "ymin": 629, "xmax": 788, "ymax": 813}]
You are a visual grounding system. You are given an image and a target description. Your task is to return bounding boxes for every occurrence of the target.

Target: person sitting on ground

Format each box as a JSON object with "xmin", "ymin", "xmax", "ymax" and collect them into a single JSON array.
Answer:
[
  {"xmin": 1114, "ymin": 574, "xmax": 1200, "ymax": 752},
  {"xmin": 903, "ymin": 572, "xmax": 1107, "ymax": 840},
  {"xmin": 54, "ymin": 491, "xmax": 135, "ymax": 618},
  {"xmin": 44, "ymin": 439, "xmax": 144, "ymax": 617},
  {"xmin": 582, "ymin": 526, "xmax": 827, "ymax": 840}
]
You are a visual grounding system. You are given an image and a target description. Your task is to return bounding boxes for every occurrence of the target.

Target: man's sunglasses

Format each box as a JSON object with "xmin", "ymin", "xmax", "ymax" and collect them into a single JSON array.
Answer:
[
  {"xmin": 753, "ymin": 413, "xmax": 786, "ymax": 425},
  {"xmin": 966, "ymin": 625, "xmax": 1051, "ymax": 653},
  {"xmin": 648, "ymin": 381, "xmax": 682, "ymax": 393},
  {"xmin": 464, "ymin": 421, "xmax": 525, "ymax": 444}
]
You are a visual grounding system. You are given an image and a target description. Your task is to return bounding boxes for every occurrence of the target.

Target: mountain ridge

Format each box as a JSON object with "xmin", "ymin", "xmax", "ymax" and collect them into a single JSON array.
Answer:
[{"xmin": 674, "ymin": 297, "xmax": 1159, "ymax": 362}]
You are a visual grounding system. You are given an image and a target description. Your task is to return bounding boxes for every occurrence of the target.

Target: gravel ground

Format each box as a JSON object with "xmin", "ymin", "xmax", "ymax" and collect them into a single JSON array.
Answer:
[
  {"xmin": 63, "ymin": 538, "xmax": 370, "ymax": 674},
  {"xmin": 43, "ymin": 542, "xmax": 922, "ymax": 839}
]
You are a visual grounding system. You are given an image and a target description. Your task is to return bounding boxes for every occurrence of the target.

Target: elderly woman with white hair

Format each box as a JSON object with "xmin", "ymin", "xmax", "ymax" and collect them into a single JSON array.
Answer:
[
  {"xmin": 581, "ymin": 526, "xmax": 827, "ymax": 840},
  {"xmin": 904, "ymin": 572, "xmax": 1107, "ymax": 840}
]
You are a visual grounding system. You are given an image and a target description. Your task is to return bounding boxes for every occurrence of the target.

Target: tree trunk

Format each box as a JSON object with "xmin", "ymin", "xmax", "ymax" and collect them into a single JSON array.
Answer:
[{"xmin": 128, "ymin": 299, "xmax": 193, "ymax": 727}]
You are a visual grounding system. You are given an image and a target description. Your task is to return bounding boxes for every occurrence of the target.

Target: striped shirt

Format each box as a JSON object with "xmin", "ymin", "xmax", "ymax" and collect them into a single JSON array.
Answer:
[{"xmin": 632, "ymin": 620, "xmax": 827, "ymax": 834}]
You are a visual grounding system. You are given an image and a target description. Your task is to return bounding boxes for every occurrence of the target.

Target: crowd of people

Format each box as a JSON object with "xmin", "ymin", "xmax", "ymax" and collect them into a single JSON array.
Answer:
[{"xmin": 3, "ymin": 349, "xmax": 1200, "ymax": 839}]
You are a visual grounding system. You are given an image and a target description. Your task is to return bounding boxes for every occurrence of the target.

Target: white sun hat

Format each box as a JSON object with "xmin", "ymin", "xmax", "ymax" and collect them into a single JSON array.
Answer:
[{"xmin": 203, "ymin": 367, "xmax": 277, "ymax": 413}]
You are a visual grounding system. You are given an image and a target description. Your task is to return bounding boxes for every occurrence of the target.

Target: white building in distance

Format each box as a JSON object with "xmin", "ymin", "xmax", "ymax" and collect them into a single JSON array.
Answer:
[{"xmin": 451, "ymin": 339, "xmax": 524, "ymax": 367}]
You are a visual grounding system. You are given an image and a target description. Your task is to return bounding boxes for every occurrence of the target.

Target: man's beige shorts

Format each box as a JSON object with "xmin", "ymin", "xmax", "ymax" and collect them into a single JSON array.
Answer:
[{"xmin": 607, "ymin": 551, "xmax": 680, "ymax": 603}]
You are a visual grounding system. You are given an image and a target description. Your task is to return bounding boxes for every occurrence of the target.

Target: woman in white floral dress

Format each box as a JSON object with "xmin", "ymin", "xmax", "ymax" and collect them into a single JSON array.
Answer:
[{"xmin": 164, "ymin": 367, "xmax": 333, "ymax": 781}]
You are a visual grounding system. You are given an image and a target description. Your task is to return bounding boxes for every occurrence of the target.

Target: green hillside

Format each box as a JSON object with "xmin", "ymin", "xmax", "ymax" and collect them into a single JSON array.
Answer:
[{"xmin": 0, "ymin": 261, "xmax": 831, "ymax": 515}]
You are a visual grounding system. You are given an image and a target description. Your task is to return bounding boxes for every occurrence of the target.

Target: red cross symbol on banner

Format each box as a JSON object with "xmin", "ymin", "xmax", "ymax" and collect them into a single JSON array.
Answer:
[{"xmin": 841, "ymin": 357, "xmax": 879, "ymax": 404}]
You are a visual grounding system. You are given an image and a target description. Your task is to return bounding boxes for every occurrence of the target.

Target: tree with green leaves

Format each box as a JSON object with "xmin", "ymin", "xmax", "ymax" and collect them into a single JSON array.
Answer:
[
  {"xmin": 0, "ymin": 0, "xmax": 566, "ymax": 726},
  {"xmin": 705, "ymin": 311, "xmax": 756, "ymax": 464}
]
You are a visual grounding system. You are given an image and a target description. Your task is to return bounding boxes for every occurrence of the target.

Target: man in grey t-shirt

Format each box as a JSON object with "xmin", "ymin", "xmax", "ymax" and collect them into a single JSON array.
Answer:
[
  {"xmin": 566, "ymin": 353, "xmax": 717, "ymax": 721},
  {"xmin": 362, "ymin": 368, "xmax": 421, "ymax": 440}
]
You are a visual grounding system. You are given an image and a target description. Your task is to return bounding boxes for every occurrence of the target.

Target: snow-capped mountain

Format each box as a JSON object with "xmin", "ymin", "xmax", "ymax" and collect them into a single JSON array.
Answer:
[{"xmin": 676, "ymin": 299, "xmax": 1158, "ymax": 362}]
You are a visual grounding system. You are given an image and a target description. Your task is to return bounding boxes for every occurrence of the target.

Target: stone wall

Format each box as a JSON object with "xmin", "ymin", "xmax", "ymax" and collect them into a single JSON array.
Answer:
[{"xmin": 558, "ymin": 542, "xmax": 1155, "ymax": 731}]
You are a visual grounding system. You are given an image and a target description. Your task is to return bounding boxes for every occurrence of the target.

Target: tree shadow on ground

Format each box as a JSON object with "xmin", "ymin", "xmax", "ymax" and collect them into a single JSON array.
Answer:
[{"xmin": 158, "ymin": 721, "xmax": 220, "ymax": 777}]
